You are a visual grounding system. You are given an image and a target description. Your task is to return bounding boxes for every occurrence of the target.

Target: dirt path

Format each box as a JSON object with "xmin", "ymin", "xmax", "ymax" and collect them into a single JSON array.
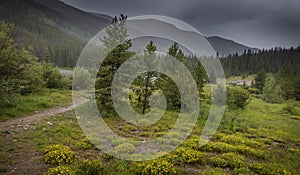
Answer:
[
  {"xmin": 0, "ymin": 99, "xmax": 88, "ymax": 175},
  {"xmin": 0, "ymin": 98, "xmax": 87, "ymax": 131}
]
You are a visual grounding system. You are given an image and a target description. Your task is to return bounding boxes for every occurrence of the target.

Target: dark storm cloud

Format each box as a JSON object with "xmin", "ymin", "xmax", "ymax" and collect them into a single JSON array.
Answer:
[{"xmin": 62, "ymin": 0, "xmax": 300, "ymax": 48}]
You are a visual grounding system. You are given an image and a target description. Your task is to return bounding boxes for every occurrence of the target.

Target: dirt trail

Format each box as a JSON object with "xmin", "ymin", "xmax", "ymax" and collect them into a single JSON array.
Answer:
[
  {"xmin": 0, "ymin": 99, "xmax": 88, "ymax": 175},
  {"xmin": 0, "ymin": 98, "xmax": 87, "ymax": 131}
]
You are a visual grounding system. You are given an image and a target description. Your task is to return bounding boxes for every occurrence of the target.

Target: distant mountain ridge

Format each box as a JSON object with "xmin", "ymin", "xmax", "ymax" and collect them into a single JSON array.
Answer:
[
  {"xmin": 206, "ymin": 36, "xmax": 259, "ymax": 56},
  {"xmin": 0, "ymin": 0, "xmax": 259, "ymax": 66}
]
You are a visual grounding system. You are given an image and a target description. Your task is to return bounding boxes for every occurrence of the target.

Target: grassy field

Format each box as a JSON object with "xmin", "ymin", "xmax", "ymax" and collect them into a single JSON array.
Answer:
[
  {"xmin": 0, "ymin": 90, "xmax": 299, "ymax": 174},
  {"xmin": 0, "ymin": 89, "xmax": 72, "ymax": 122}
]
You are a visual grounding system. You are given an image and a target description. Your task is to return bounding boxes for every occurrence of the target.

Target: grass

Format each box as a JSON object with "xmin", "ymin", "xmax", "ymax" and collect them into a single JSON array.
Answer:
[
  {"xmin": 0, "ymin": 89, "xmax": 72, "ymax": 122},
  {"xmin": 0, "ymin": 91, "xmax": 299, "ymax": 174}
]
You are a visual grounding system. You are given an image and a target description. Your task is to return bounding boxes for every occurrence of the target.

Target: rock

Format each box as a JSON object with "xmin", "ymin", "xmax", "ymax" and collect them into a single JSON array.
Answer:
[{"xmin": 47, "ymin": 122, "xmax": 54, "ymax": 126}]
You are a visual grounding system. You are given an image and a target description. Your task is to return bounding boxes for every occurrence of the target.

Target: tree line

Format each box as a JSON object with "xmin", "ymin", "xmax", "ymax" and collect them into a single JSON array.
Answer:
[{"xmin": 221, "ymin": 48, "xmax": 300, "ymax": 101}]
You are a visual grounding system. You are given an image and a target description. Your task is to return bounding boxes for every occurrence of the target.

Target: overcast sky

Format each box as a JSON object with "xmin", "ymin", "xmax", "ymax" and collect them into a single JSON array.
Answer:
[{"xmin": 62, "ymin": 0, "xmax": 300, "ymax": 49}]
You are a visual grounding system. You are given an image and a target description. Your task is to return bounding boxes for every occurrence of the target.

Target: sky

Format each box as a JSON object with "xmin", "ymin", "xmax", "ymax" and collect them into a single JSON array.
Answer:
[{"xmin": 62, "ymin": 0, "xmax": 300, "ymax": 49}]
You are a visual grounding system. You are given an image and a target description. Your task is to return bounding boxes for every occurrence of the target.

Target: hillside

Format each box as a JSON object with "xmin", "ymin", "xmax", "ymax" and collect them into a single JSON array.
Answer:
[
  {"xmin": 0, "ymin": 0, "xmax": 110, "ymax": 66},
  {"xmin": 206, "ymin": 36, "xmax": 259, "ymax": 56}
]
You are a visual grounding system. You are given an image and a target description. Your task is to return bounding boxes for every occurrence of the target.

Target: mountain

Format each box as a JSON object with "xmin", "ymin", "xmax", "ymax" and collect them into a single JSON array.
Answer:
[
  {"xmin": 206, "ymin": 36, "xmax": 259, "ymax": 56},
  {"xmin": 88, "ymin": 12, "xmax": 113, "ymax": 21},
  {"xmin": 0, "ymin": 0, "xmax": 258, "ymax": 66},
  {"xmin": 0, "ymin": 0, "xmax": 110, "ymax": 66}
]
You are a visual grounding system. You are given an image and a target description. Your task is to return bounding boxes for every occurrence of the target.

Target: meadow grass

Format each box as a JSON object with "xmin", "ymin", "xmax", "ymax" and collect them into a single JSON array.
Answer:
[
  {"xmin": 0, "ymin": 89, "xmax": 72, "ymax": 122},
  {"xmin": 0, "ymin": 94, "xmax": 299, "ymax": 174}
]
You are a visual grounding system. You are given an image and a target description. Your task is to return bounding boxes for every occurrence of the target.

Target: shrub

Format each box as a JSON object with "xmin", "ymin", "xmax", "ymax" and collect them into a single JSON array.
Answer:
[
  {"xmin": 210, "ymin": 153, "xmax": 246, "ymax": 168},
  {"xmin": 232, "ymin": 167, "xmax": 252, "ymax": 175},
  {"xmin": 200, "ymin": 142, "xmax": 237, "ymax": 153},
  {"xmin": 182, "ymin": 138, "xmax": 201, "ymax": 150},
  {"xmin": 72, "ymin": 67, "xmax": 93, "ymax": 90},
  {"xmin": 165, "ymin": 147, "xmax": 206, "ymax": 165},
  {"xmin": 76, "ymin": 138, "xmax": 93, "ymax": 150},
  {"xmin": 250, "ymin": 163, "xmax": 291, "ymax": 175},
  {"xmin": 236, "ymin": 145, "xmax": 267, "ymax": 159},
  {"xmin": 220, "ymin": 135, "xmax": 261, "ymax": 148},
  {"xmin": 210, "ymin": 157, "xmax": 227, "ymax": 167},
  {"xmin": 46, "ymin": 165, "xmax": 74, "ymax": 175},
  {"xmin": 262, "ymin": 74, "xmax": 283, "ymax": 104},
  {"xmin": 227, "ymin": 86, "xmax": 251, "ymax": 109},
  {"xmin": 132, "ymin": 158, "xmax": 176, "ymax": 175},
  {"xmin": 219, "ymin": 113, "xmax": 250, "ymax": 133},
  {"xmin": 75, "ymin": 159, "xmax": 103, "ymax": 175},
  {"xmin": 43, "ymin": 144, "xmax": 76, "ymax": 165},
  {"xmin": 42, "ymin": 62, "xmax": 70, "ymax": 89},
  {"xmin": 115, "ymin": 143, "xmax": 136, "ymax": 154},
  {"xmin": 201, "ymin": 168, "xmax": 229, "ymax": 175}
]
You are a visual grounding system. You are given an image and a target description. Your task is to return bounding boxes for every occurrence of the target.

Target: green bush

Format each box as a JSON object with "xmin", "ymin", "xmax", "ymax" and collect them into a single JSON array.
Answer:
[
  {"xmin": 115, "ymin": 143, "xmax": 136, "ymax": 154},
  {"xmin": 232, "ymin": 167, "xmax": 252, "ymax": 175},
  {"xmin": 76, "ymin": 138, "xmax": 93, "ymax": 150},
  {"xmin": 46, "ymin": 165, "xmax": 74, "ymax": 175},
  {"xmin": 250, "ymin": 163, "xmax": 291, "ymax": 175},
  {"xmin": 200, "ymin": 142, "xmax": 237, "ymax": 153},
  {"xmin": 131, "ymin": 158, "xmax": 176, "ymax": 175},
  {"xmin": 42, "ymin": 62, "xmax": 70, "ymax": 89},
  {"xmin": 72, "ymin": 67, "xmax": 93, "ymax": 90},
  {"xmin": 165, "ymin": 147, "xmax": 206, "ymax": 165},
  {"xmin": 236, "ymin": 145, "xmax": 267, "ymax": 159},
  {"xmin": 210, "ymin": 153, "xmax": 246, "ymax": 168},
  {"xmin": 43, "ymin": 144, "xmax": 76, "ymax": 165},
  {"xmin": 227, "ymin": 86, "xmax": 251, "ymax": 109},
  {"xmin": 219, "ymin": 135, "xmax": 261, "ymax": 148},
  {"xmin": 201, "ymin": 168, "xmax": 229, "ymax": 175},
  {"xmin": 182, "ymin": 138, "xmax": 201, "ymax": 150},
  {"xmin": 75, "ymin": 159, "xmax": 103, "ymax": 175}
]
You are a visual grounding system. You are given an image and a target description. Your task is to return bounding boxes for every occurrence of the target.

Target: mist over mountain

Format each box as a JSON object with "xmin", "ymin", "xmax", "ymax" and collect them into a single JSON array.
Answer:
[{"xmin": 0, "ymin": 0, "xmax": 260, "ymax": 66}]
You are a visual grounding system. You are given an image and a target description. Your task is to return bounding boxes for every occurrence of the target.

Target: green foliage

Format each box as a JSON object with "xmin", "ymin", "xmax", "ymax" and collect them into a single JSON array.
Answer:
[
  {"xmin": 250, "ymin": 163, "xmax": 291, "ymax": 175},
  {"xmin": 46, "ymin": 165, "xmax": 74, "ymax": 175},
  {"xmin": 131, "ymin": 41, "xmax": 157, "ymax": 114},
  {"xmin": 262, "ymin": 74, "xmax": 283, "ymax": 103},
  {"xmin": 210, "ymin": 152, "xmax": 247, "ymax": 168},
  {"xmin": 76, "ymin": 138, "xmax": 93, "ymax": 150},
  {"xmin": 132, "ymin": 158, "xmax": 176, "ymax": 175},
  {"xmin": 95, "ymin": 15, "xmax": 133, "ymax": 117},
  {"xmin": 75, "ymin": 159, "xmax": 103, "ymax": 175},
  {"xmin": 219, "ymin": 134, "xmax": 261, "ymax": 148},
  {"xmin": 254, "ymin": 69, "xmax": 267, "ymax": 94},
  {"xmin": 0, "ymin": 21, "xmax": 43, "ymax": 101},
  {"xmin": 219, "ymin": 113, "xmax": 250, "ymax": 132},
  {"xmin": 281, "ymin": 105, "xmax": 300, "ymax": 116},
  {"xmin": 165, "ymin": 147, "xmax": 206, "ymax": 165},
  {"xmin": 201, "ymin": 168, "xmax": 229, "ymax": 175},
  {"xmin": 232, "ymin": 167, "xmax": 252, "ymax": 175},
  {"xmin": 43, "ymin": 144, "xmax": 76, "ymax": 165},
  {"xmin": 41, "ymin": 61, "xmax": 70, "ymax": 89},
  {"xmin": 72, "ymin": 67, "xmax": 93, "ymax": 90},
  {"xmin": 227, "ymin": 86, "xmax": 251, "ymax": 109},
  {"xmin": 200, "ymin": 142, "xmax": 237, "ymax": 153},
  {"xmin": 115, "ymin": 143, "xmax": 136, "ymax": 154},
  {"xmin": 0, "ymin": 89, "xmax": 71, "ymax": 121}
]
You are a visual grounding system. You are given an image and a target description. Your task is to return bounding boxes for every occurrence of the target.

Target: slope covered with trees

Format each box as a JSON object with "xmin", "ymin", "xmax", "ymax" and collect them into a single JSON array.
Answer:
[{"xmin": 0, "ymin": 0, "xmax": 110, "ymax": 67}]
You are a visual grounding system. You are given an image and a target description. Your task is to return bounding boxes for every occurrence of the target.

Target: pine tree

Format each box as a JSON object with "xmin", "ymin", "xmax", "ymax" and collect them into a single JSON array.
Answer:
[
  {"xmin": 132, "ymin": 41, "xmax": 157, "ymax": 114},
  {"xmin": 193, "ymin": 61, "xmax": 208, "ymax": 99},
  {"xmin": 95, "ymin": 15, "xmax": 134, "ymax": 117},
  {"xmin": 254, "ymin": 69, "xmax": 266, "ymax": 94}
]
